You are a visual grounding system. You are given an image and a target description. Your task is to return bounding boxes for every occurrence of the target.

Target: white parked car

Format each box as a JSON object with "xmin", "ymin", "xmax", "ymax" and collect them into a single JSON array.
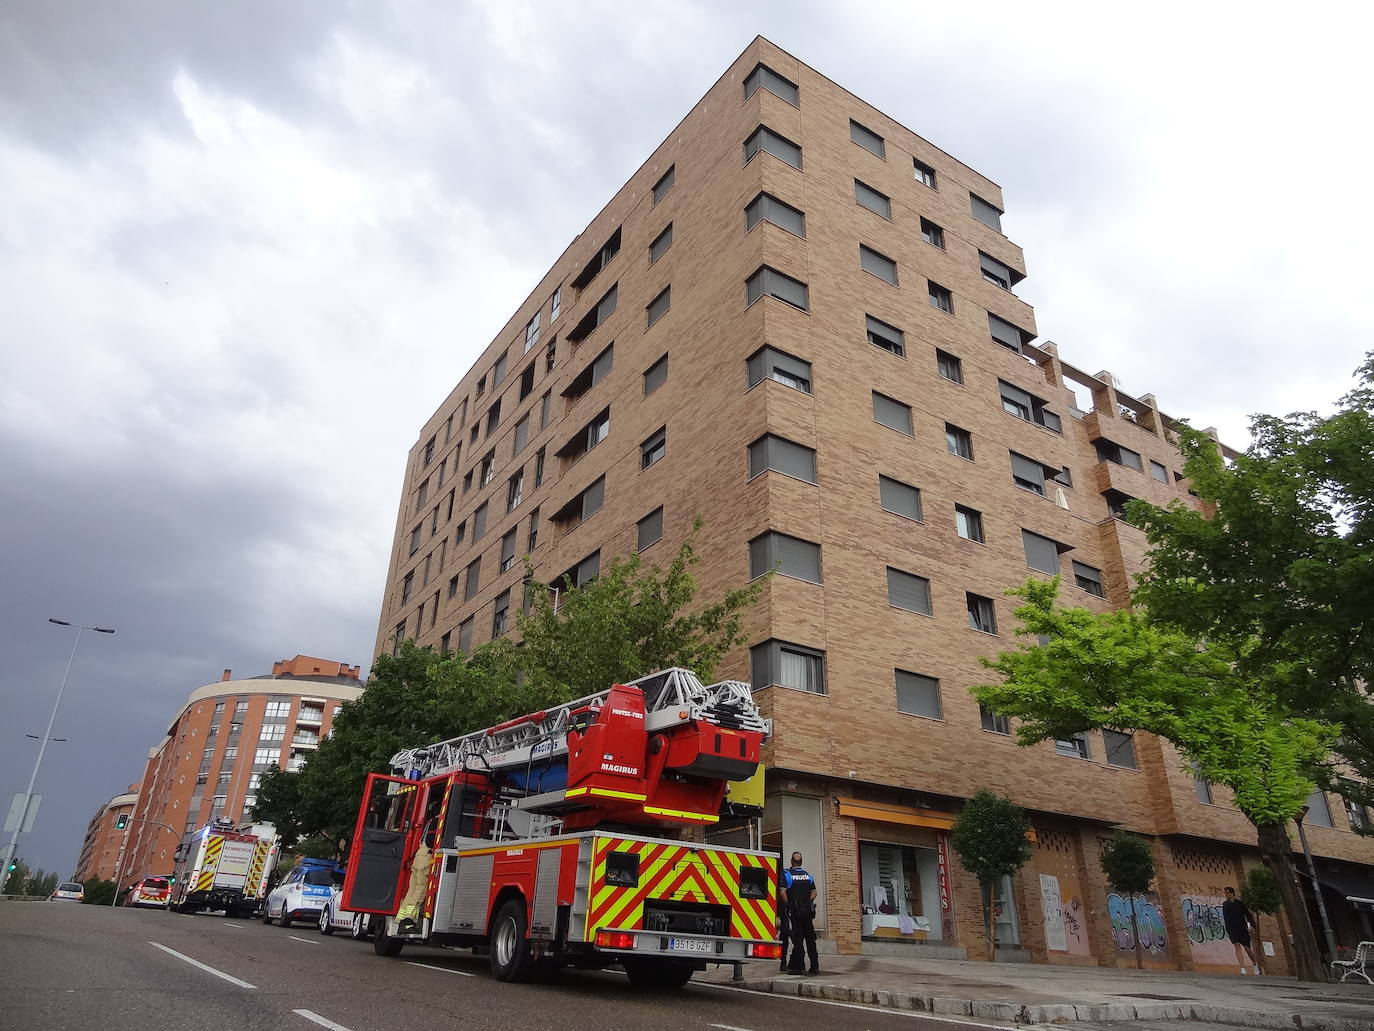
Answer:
[
  {"xmin": 317, "ymin": 884, "xmax": 370, "ymax": 940},
  {"xmin": 262, "ymin": 862, "xmax": 342, "ymax": 928},
  {"xmin": 49, "ymin": 882, "xmax": 84, "ymax": 903}
]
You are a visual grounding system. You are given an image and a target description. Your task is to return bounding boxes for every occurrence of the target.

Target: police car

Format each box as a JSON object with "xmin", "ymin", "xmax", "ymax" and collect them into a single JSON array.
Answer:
[
  {"xmin": 317, "ymin": 883, "xmax": 370, "ymax": 939},
  {"xmin": 262, "ymin": 859, "xmax": 343, "ymax": 928}
]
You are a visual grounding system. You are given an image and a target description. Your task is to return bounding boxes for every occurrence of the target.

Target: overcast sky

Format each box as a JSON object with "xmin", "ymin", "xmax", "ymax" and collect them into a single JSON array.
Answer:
[{"xmin": 3, "ymin": 2, "xmax": 1370, "ymax": 877}]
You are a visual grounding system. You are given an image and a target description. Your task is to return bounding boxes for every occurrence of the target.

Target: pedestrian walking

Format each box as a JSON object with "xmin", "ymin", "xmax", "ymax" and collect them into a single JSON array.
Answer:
[
  {"xmin": 784, "ymin": 850, "xmax": 819, "ymax": 975},
  {"xmin": 1221, "ymin": 886, "xmax": 1260, "ymax": 975}
]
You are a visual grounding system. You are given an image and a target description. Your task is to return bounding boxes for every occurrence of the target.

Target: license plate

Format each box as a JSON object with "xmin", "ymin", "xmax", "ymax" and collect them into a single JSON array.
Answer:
[{"xmin": 668, "ymin": 937, "xmax": 713, "ymax": 953}]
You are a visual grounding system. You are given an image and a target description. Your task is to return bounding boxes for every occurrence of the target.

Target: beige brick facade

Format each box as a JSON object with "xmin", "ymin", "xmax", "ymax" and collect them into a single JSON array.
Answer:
[{"xmin": 374, "ymin": 37, "xmax": 1374, "ymax": 970}]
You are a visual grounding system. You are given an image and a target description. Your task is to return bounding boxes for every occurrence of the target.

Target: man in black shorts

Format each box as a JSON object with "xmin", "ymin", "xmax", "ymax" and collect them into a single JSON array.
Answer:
[{"xmin": 1222, "ymin": 886, "xmax": 1259, "ymax": 974}]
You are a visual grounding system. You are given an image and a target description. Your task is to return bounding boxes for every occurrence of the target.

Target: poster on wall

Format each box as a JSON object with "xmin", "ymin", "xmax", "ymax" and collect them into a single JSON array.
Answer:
[{"xmin": 1039, "ymin": 874, "xmax": 1067, "ymax": 952}]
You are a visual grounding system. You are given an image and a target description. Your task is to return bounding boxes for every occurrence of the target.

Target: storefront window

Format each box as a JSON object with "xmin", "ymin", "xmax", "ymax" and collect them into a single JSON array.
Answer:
[{"xmin": 859, "ymin": 841, "xmax": 943, "ymax": 940}]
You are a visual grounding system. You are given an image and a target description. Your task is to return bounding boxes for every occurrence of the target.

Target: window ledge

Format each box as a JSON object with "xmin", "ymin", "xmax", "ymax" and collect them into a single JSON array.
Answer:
[
  {"xmin": 751, "ymin": 571, "xmax": 823, "ymax": 587},
  {"xmin": 746, "ymin": 294, "xmax": 810, "ymax": 316},
  {"xmin": 967, "ymin": 627, "xmax": 999, "ymax": 637},
  {"xmin": 889, "ymin": 605, "xmax": 934, "ymax": 618},
  {"xmin": 861, "ymin": 270, "xmax": 899, "ymax": 287},
  {"xmin": 947, "ymin": 453, "xmax": 975, "ymax": 463},
  {"xmin": 897, "ymin": 711, "xmax": 944, "ymax": 722},
  {"xmin": 980, "ymin": 728, "xmax": 1012, "ymax": 738},
  {"xmin": 748, "ymin": 469, "xmax": 819, "ymax": 488},
  {"xmin": 754, "ymin": 682, "xmax": 828, "ymax": 697}
]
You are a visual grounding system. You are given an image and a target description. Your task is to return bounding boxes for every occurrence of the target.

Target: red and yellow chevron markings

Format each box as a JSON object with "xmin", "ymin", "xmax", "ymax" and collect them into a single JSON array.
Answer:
[
  {"xmin": 585, "ymin": 837, "xmax": 776, "ymax": 943},
  {"xmin": 195, "ymin": 835, "xmax": 224, "ymax": 892}
]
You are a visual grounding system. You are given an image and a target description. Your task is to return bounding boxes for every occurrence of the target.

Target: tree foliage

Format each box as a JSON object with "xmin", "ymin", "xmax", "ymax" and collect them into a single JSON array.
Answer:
[
  {"xmin": 972, "ymin": 578, "xmax": 1337, "ymax": 980},
  {"xmin": 1128, "ymin": 354, "xmax": 1374, "ymax": 820},
  {"xmin": 2, "ymin": 863, "xmax": 59, "ymax": 898},
  {"xmin": 81, "ymin": 877, "xmax": 117, "ymax": 905},
  {"xmin": 949, "ymin": 788, "xmax": 1032, "ymax": 949},
  {"xmin": 1240, "ymin": 864, "xmax": 1282, "ymax": 917},
  {"xmin": 1100, "ymin": 831, "xmax": 1156, "ymax": 968}
]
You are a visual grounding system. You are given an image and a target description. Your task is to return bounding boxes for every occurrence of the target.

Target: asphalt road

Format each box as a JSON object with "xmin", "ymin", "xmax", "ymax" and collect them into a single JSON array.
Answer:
[{"xmin": 0, "ymin": 903, "xmax": 1008, "ymax": 1031}]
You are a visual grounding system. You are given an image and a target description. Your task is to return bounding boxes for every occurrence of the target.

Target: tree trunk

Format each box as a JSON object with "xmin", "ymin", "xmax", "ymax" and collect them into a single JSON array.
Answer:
[
  {"xmin": 1130, "ymin": 897, "xmax": 1142, "ymax": 969},
  {"xmin": 981, "ymin": 881, "xmax": 995, "ymax": 960},
  {"xmin": 1256, "ymin": 822, "xmax": 1325, "ymax": 982}
]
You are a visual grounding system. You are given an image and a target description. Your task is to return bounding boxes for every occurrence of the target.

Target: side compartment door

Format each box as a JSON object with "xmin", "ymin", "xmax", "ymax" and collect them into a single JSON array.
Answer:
[{"xmin": 342, "ymin": 774, "xmax": 424, "ymax": 915}]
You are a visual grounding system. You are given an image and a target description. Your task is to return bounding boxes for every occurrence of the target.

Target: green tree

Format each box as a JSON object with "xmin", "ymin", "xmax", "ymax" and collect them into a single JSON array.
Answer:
[
  {"xmin": 1098, "ymin": 831, "xmax": 1156, "ymax": 968},
  {"xmin": 81, "ymin": 877, "xmax": 117, "ymax": 905},
  {"xmin": 973, "ymin": 578, "xmax": 1337, "ymax": 981},
  {"xmin": 1240, "ymin": 864, "xmax": 1283, "ymax": 974},
  {"xmin": 1128, "ymin": 354, "xmax": 1374, "ymax": 822},
  {"xmin": 949, "ymin": 789, "xmax": 1032, "ymax": 954}
]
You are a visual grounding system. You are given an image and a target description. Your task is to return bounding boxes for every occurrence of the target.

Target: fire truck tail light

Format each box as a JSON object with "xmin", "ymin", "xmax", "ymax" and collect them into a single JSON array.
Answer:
[
  {"xmin": 749, "ymin": 943, "xmax": 783, "ymax": 959},
  {"xmin": 595, "ymin": 930, "xmax": 636, "ymax": 950}
]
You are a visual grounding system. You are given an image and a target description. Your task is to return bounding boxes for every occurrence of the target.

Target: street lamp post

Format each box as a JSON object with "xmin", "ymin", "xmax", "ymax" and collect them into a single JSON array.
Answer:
[
  {"xmin": 1, "ymin": 620, "xmax": 114, "ymax": 896},
  {"xmin": 1295, "ymin": 805, "xmax": 1340, "ymax": 970},
  {"xmin": 227, "ymin": 721, "xmax": 252, "ymax": 828}
]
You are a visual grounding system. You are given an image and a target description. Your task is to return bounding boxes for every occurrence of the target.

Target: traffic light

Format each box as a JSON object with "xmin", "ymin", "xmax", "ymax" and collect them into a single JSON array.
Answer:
[
  {"xmin": 114, "ymin": 814, "xmax": 129, "ymax": 830},
  {"xmin": 5, "ymin": 861, "xmax": 14, "ymax": 872},
  {"xmin": 168, "ymin": 874, "xmax": 176, "ymax": 884}
]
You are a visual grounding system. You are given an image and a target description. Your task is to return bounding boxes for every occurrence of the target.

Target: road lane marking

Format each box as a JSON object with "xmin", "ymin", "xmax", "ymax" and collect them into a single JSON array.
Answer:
[
  {"xmin": 709, "ymin": 1024, "xmax": 755, "ymax": 1031},
  {"xmin": 405, "ymin": 960, "xmax": 476, "ymax": 977},
  {"xmin": 223, "ymin": 923, "xmax": 244, "ymax": 928},
  {"xmin": 699, "ymin": 983, "xmax": 1011, "ymax": 1028},
  {"xmin": 293, "ymin": 1010, "xmax": 354, "ymax": 1031},
  {"xmin": 147, "ymin": 941, "xmax": 255, "ymax": 989},
  {"xmin": 288, "ymin": 935, "xmax": 320, "ymax": 945}
]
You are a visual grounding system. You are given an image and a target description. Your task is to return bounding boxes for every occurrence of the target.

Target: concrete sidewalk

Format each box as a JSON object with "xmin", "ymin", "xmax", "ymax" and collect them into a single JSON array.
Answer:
[{"xmin": 700, "ymin": 954, "xmax": 1374, "ymax": 1030}]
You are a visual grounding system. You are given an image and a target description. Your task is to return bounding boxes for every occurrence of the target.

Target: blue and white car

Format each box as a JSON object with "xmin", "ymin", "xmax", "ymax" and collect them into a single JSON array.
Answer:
[
  {"xmin": 317, "ymin": 883, "xmax": 370, "ymax": 939},
  {"xmin": 262, "ymin": 860, "xmax": 343, "ymax": 928}
]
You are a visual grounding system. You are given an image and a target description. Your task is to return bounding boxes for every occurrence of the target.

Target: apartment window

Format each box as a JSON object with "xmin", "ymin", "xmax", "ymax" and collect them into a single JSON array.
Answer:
[
  {"xmin": 748, "ymin": 434, "xmax": 817, "ymax": 483},
  {"xmin": 649, "ymin": 223, "xmax": 673, "ymax": 264},
  {"xmin": 872, "ymin": 391, "xmax": 913, "ymax": 435},
  {"xmin": 559, "ymin": 550, "xmax": 601, "ymax": 589},
  {"xmin": 557, "ymin": 406, "xmax": 610, "ymax": 463},
  {"xmin": 865, "ymin": 315, "xmax": 904, "ymax": 357},
  {"xmin": 439, "ymin": 631, "xmax": 451, "ymax": 655},
  {"xmin": 913, "ymin": 158, "xmax": 937, "ymax": 188},
  {"xmin": 887, "ymin": 568, "xmax": 933, "ymax": 615},
  {"xmin": 746, "ymin": 265, "xmax": 809, "ymax": 311},
  {"xmin": 1055, "ymin": 733, "xmax": 1091, "ymax": 760},
  {"xmin": 506, "ymin": 469, "xmax": 524, "ymax": 512},
  {"xmin": 539, "ymin": 391, "xmax": 551, "ymax": 428},
  {"xmin": 462, "ymin": 469, "xmax": 473, "ymax": 494},
  {"xmin": 744, "ymin": 63, "xmax": 798, "ymax": 105},
  {"xmin": 527, "ymin": 507, "xmax": 540, "ymax": 551},
  {"xmin": 652, "ymin": 166, "xmax": 675, "ymax": 204},
  {"xmin": 1022, "ymin": 529, "xmax": 1064, "ymax": 575},
  {"xmin": 646, "ymin": 286, "xmax": 671, "ymax": 328},
  {"xmin": 945, "ymin": 424, "xmax": 973, "ymax": 460},
  {"xmin": 751, "ymin": 640, "xmax": 825, "ymax": 694},
  {"xmin": 518, "ymin": 363, "xmax": 535, "ymax": 401},
  {"xmin": 637, "ymin": 507, "xmax": 663, "ymax": 552},
  {"xmin": 1342, "ymin": 789, "xmax": 1370, "ymax": 831},
  {"xmin": 1011, "ymin": 452, "xmax": 1054, "ymax": 496},
  {"xmin": 1105, "ymin": 489, "xmax": 1135, "ymax": 520},
  {"xmin": 955, "ymin": 505, "xmax": 985, "ymax": 543},
  {"xmin": 473, "ymin": 502, "xmax": 489, "ymax": 541},
  {"xmin": 749, "ymin": 531, "xmax": 822, "ymax": 583},
  {"xmin": 523, "ymin": 311, "xmax": 541, "ymax": 354},
  {"xmin": 253, "ymin": 748, "xmax": 280, "ymax": 767},
  {"xmin": 260, "ymin": 722, "xmax": 285, "ymax": 742},
  {"xmin": 744, "ymin": 125, "xmax": 802, "ymax": 169},
  {"xmin": 572, "ymin": 228, "xmax": 621, "ymax": 290},
  {"xmin": 745, "ymin": 192, "xmax": 806, "ymax": 238},
  {"xmin": 492, "ymin": 589, "xmax": 510, "ymax": 636},
  {"xmin": 1056, "ymin": 467, "xmax": 1073, "ymax": 488},
  {"xmin": 457, "ymin": 616, "xmax": 473, "ymax": 654},
  {"xmin": 970, "ymin": 193, "xmax": 1004, "ymax": 232},
  {"xmin": 879, "ymin": 475, "xmax": 922, "ymax": 521},
  {"xmin": 850, "ymin": 119, "xmax": 885, "ymax": 158},
  {"xmin": 928, "ymin": 281, "xmax": 954, "ymax": 313},
  {"xmin": 1094, "ymin": 439, "xmax": 1144, "ymax": 471},
  {"xmin": 920, "ymin": 217, "xmax": 945, "ymax": 248},
  {"xmin": 416, "ymin": 479, "xmax": 429, "ymax": 508},
  {"xmin": 980, "ymin": 252, "xmax": 1022, "ymax": 290},
  {"xmin": 860, "ymin": 245, "xmax": 898, "ymax": 285},
  {"xmin": 981, "ymin": 706, "xmax": 1010, "ymax": 735},
  {"xmin": 454, "ymin": 519, "xmax": 466, "ymax": 546},
  {"xmin": 747, "ymin": 346, "xmax": 811, "ymax": 394},
  {"xmin": 400, "ymin": 571, "xmax": 414, "ymax": 604},
  {"xmin": 422, "ymin": 553, "xmax": 432, "ymax": 586},
  {"xmin": 1150, "ymin": 460, "xmax": 1169, "ymax": 483},
  {"xmin": 896, "ymin": 670, "xmax": 941, "ymax": 719},
  {"xmin": 567, "ymin": 283, "xmax": 618, "ymax": 343},
  {"xmin": 408, "ymin": 526, "xmax": 421, "ymax": 556},
  {"xmin": 429, "ymin": 504, "xmax": 440, "ymax": 537},
  {"xmin": 513, "ymin": 414, "xmax": 530, "ymax": 455},
  {"xmin": 479, "ymin": 450, "xmax": 495, "ymax": 487},
  {"xmin": 641, "ymin": 427, "xmax": 666, "ymax": 469},
  {"xmin": 491, "ymin": 353, "xmax": 508, "ymax": 387},
  {"xmin": 545, "ymin": 342, "xmax": 556, "ymax": 374},
  {"xmin": 485, "ymin": 399, "xmax": 501, "ymax": 436},
  {"xmin": 552, "ymin": 475, "xmax": 604, "ymax": 528},
  {"xmin": 999, "ymin": 379, "xmax": 1061, "ymax": 431},
  {"xmin": 463, "ymin": 558, "xmax": 481, "ymax": 601},
  {"xmin": 561, "ymin": 343, "xmax": 614, "ymax": 401},
  {"xmin": 1073, "ymin": 561, "xmax": 1105, "ymax": 598},
  {"xmin": 643, "ymin": 354, "xmax": 668, "ymax": 395},
  {"xmin": 967, "ymin": 593, "xmax": 997, "ymax": 633},
  {"xmin": 447, "ymin": 574, "xmax": 459, "ymax": 600},
  {"xmin": 1304, "ymin": 789, "xmax": 1333, "ymax": 827},
  {"xmin": 989, "ymin": 312, "xmax": 1029, "ymax": 353},
  {"xmin": 936, "ymin": 349, "xmax": 963, "ymax": 384},
  {"xmin": 1104, "ymin": 730, "xmax": 1138, "ymax": 769},
  {"xmin": 550, "ymin": 287, "xmax": 561, "ymax": 321},
  {"xmin": 854, "ymin": 180, "xmax": 891, "ymax": 219},
  {"xmin": 476, "ymin": 376, "xmax": 486, "ymax": 398},
  {"xmin": 533, "ymin": 447, "xmax": 545, "ymax": 487},
  {"xmin": 446, "ymin": 488, "xmax": 456, "ymax": 521}
]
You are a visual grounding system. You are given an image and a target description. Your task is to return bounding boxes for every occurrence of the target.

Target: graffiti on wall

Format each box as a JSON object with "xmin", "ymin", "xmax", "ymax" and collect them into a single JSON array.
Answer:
[
  {"xmin": 1062, "ymin": 894, "xmax": 1086, "ymax": 950},
  {"xmin": 1181, "ymin": 894, "xmax": 1236, "ymax": 965},
  {"xmin": 1106, "ymin": 893, "xmax": 1168, "ymax": 954}
]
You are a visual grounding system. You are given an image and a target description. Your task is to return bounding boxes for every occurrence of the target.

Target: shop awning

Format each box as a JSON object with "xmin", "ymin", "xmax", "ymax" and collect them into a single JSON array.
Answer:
[
  {"xmin": 836, "ymin": 798, "xmax": 954, "ymax": 830},
  {"xmin": 1297, "ymin": 861, "xmax": 1374, "ymax": 911}
]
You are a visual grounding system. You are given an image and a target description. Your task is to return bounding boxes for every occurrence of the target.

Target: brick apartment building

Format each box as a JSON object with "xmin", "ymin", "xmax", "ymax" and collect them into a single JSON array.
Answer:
[
  {"xmin": 71, "ymin": 783, "xmax": 140, "ymax": 883},
  {"xmin": 373, "ymin": 37, "xmax": 1374, "ymax": 971},
  {"xmin": 119, "ymin": 655, "xmax": 363, "ymax": 885}
]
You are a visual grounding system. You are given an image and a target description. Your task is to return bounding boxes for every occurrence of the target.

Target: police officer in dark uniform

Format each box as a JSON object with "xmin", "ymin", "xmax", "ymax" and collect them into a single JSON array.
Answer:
[{"xmin": 784, "ymin": 850, "xmax": 819, "ymax": 975}]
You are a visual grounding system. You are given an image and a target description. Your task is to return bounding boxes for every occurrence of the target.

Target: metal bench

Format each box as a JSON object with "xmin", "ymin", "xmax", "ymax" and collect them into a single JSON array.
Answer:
[{"xmin": 1331, "ymin": 941, "xmax": 1373, "ymax": 985}]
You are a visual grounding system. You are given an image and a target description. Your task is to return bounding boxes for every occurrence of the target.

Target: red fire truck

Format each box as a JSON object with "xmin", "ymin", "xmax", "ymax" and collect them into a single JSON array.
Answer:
[{"xmin": 341, "ymin": 668, "xmax": 781, "ymax": 987}]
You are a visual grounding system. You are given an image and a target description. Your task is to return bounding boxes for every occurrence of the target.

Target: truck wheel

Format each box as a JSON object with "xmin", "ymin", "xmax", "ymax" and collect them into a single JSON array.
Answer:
[
  {"xmin": 319, "ymin": 907, "xmax": 334, "ymax": 935},
  {"xmin": 373, "ymin": 918, "xmax": 405, "ymax": 957},
  {"xmin": 625, "ymin": 958, "xmax": 694, "ymax": 989},
  {"xmin": 349, "ymin": 913, "xmax": 368, "ymax": 940},
  {"xmin": 490, "ymin": 899, "xmax": 536, "ymax": 982}
]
